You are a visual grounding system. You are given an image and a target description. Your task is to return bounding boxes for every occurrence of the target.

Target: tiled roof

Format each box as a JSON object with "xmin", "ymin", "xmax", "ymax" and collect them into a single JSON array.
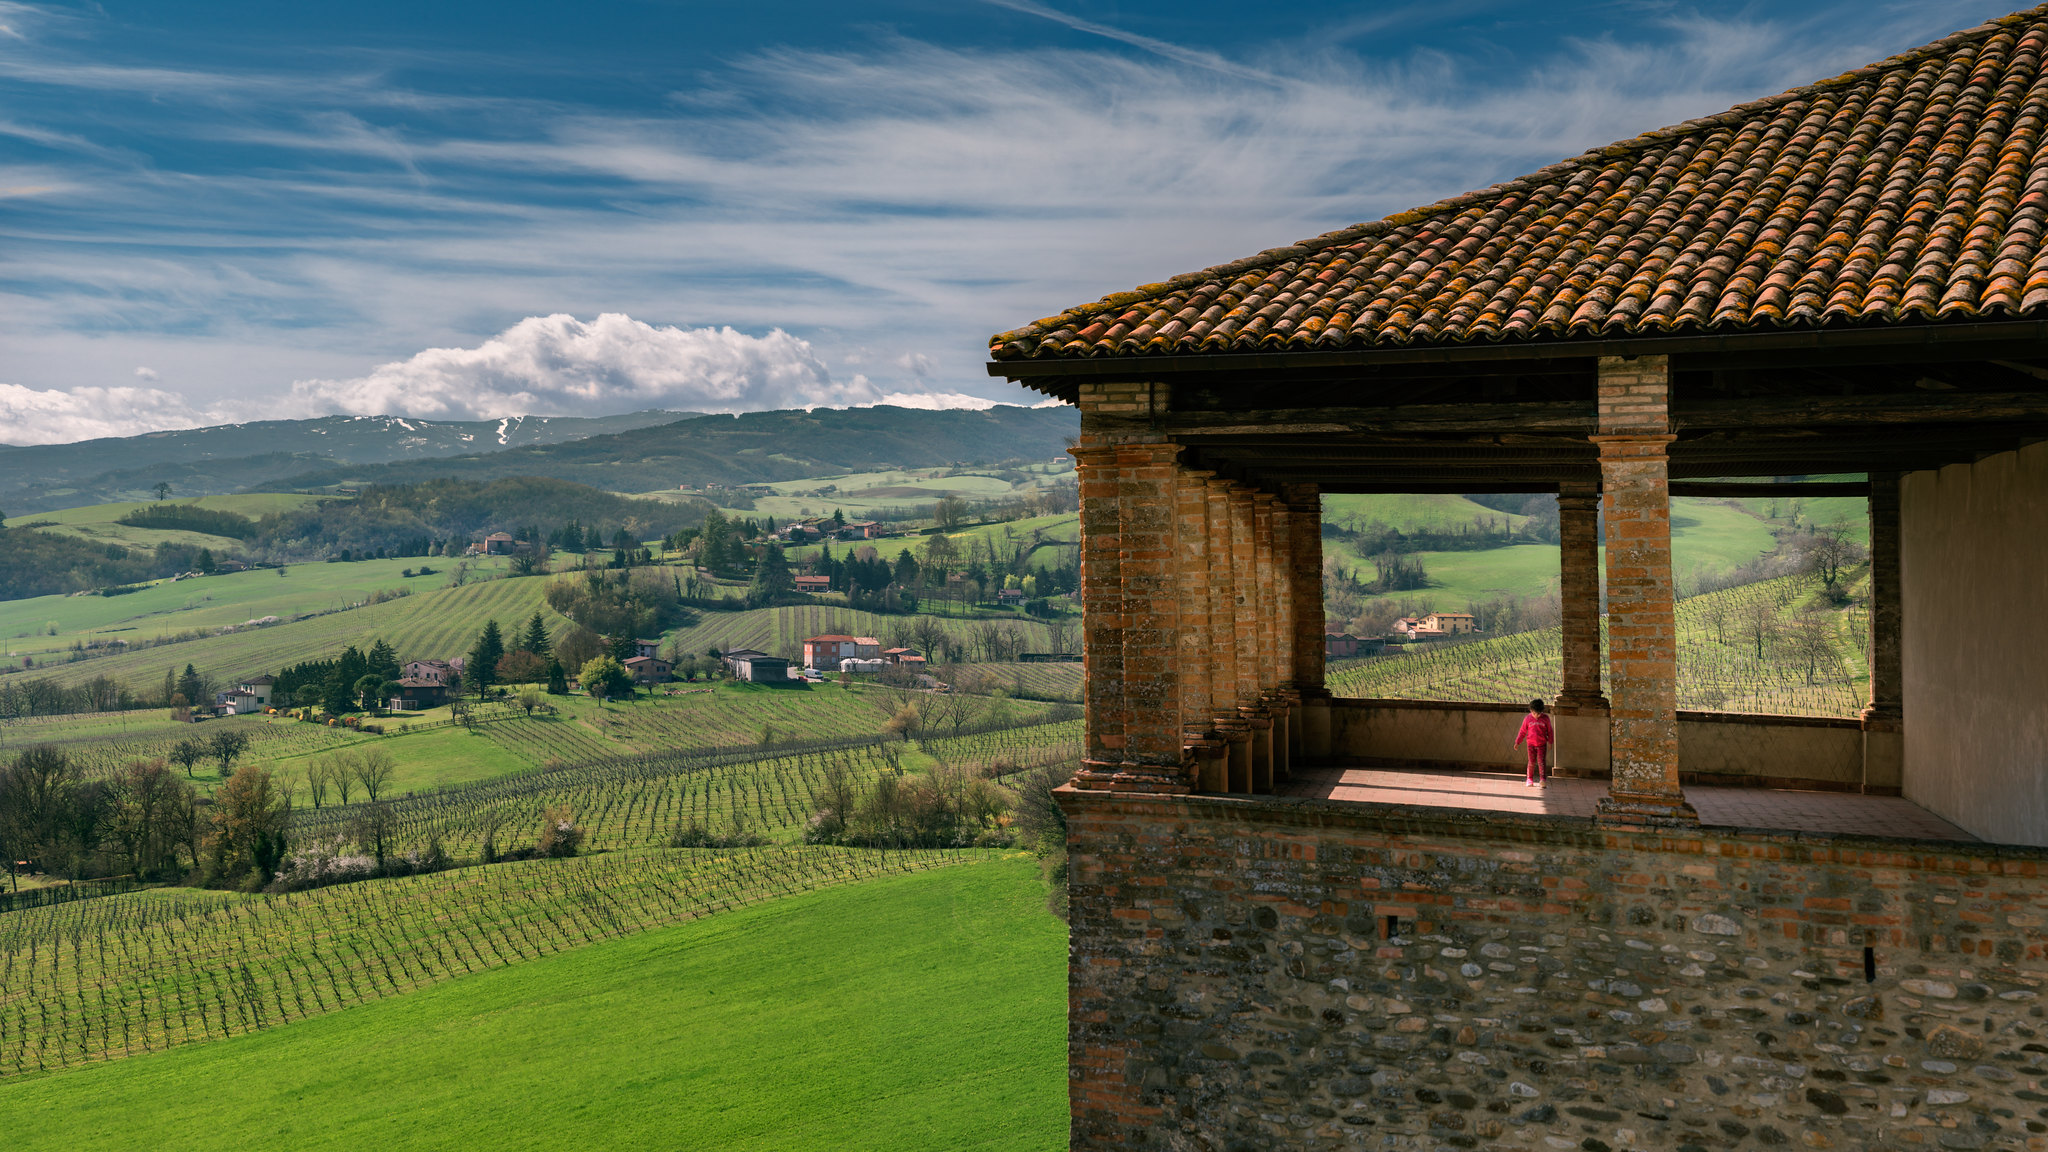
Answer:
[{"xmin": 990, "ymin": 7, "xmax": 2048, "ymax": 363}]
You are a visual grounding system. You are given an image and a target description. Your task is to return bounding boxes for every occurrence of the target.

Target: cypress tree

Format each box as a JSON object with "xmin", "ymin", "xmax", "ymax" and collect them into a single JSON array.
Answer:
[
  {"xmin": 519, "ymin": 612, "xmax": 552, "ymax": 657},
  {"xmin": 467, "ymin": 621, "xmax": 505, "ymax": 699}
]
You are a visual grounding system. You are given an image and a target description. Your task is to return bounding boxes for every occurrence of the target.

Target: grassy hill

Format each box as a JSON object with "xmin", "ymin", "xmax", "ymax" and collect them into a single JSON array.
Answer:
[
  {"xmin": 1328, "ymin": 571, "xmax": 1870, "ymax": 717},
  {"xmin": 0, "ymin": 852, "xmax": 1064, "ymax": 1152},
  {"xmin": 16, "ymin": 568, "xmax": 555, "ymax": 689}
]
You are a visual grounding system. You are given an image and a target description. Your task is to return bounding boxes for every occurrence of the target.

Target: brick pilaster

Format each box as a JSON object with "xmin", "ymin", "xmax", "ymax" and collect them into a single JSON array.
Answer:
[
  {"xmin": 1073, "ymin": 441, "xmax": 1125, "ymax": 786},
  {"xmin": 1207, "ymin": 479, "xmax": 1251, "ymax": 791},
  {"xmin": 1862, "ymin": 471, "xmax": 1904, "ymax": 792},
  {"xmin": 1176, "ymin": 468, "xmax": 1216, "ymax": 746},
  {"xmin": 1116, "ymin": 442, "xmax": 1183, "ymax": 779},
  {"xmin": 1283, "ymin": 484, "xmax": 1331, "ymax": 763},
  {"xmin": 1555, "ymin": 480, "xmax": 1609, "ymax": 712},
  {"xmin": 1592, "ymin": 356, "xmax": 1696, "ymax": 826},
  {"xmin": 1226, "ymin": 485, "xmax": 1259, "ymax": 709}
]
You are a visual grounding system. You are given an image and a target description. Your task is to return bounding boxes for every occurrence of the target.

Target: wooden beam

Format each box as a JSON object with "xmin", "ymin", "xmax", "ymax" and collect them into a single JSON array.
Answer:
[{"xmin": 1668, "ymin": 481, "xmax": 1869, "ymax": 497}]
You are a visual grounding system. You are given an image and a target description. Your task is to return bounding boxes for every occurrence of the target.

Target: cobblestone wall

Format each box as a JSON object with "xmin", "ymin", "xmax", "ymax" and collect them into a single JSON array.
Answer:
[{"xmin": 1064, "ymin": 790, "xmax": 2048, "ymax": 1152}]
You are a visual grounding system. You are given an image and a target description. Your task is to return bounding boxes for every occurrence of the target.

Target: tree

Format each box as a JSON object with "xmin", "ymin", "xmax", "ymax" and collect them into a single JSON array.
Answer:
[
  {"xmin": 152, "ymin": 482, "xmax": 172, "ymax": 502},
  {"xmin": 209, "ymin": 728, "xmax": 251, "ymax": 774},
  {"xmin": 516, "ymin": 688, "xmax": 544, "ymax": 716},
  {"xmin": 304, "ymin": 759, "xmax": 329, "ymax": 809},
  {"xmin": 207, "ymin": 766, "xmax": 290, "ymax": 886},
  {"xmin": 934, "ymin": 496, "xmax": 970, "ymax": 530},
  {"xmin": 169, "ymin": 738, "xmax": 205, "ymax": 778},
  {"xmin": 467, "ymin": 620, "xmax": 506, "ymax": 699},
  {"xmin": 748, "ymin": 543, "xmax": 795, "ymax": 607},
  {"xmin": 365, "ymin": 639, "xmax": 400, "ymax": 682},
  {"xmin": 1739, "ymin": 596, "xmax": 1779, "ymax": 660},
  {"xmin": 519, "ymin": 612, "xmax": 553, "ymax": 658},
  {"xmin": 196, "ymin": 548, "xmax": 217, "ymax": 575},
  {"xmin": 351, "ymin": 801, "xmax": 395, "ymax": 870},
  {"xmin": 1804, "ymin": 520, "xmax": 1867, "ymax": 604},
  {"xmin": 497, "ymin": 649, "xmax": 546, "ymax": 684},
  {"xmin": 352, "ymin": 749, "xmax": 395, "ymax": 802},
  {"xmin": 104, "ymin": 759, "xmax": 197, "ymax": 879},
  {"xmin": 545, "ymin": 657, "xmax": 569, "ymax": 695},
  {"xmin": 354, "ymin": 673, "xmax": 386, "ymax": 712},
  {"xmin": 175, "ymin": 665, "xmax": 206, "ymax": 710},
  {"xmin": 0, "ymin": 745, "xmax": 77, "ymax": 876},
  {"xmin": 580, "ymin": 655, "xmax": 632, "ymax": 705}
]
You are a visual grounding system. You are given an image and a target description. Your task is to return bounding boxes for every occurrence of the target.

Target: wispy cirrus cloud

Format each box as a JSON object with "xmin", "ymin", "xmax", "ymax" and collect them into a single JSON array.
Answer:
[{"xmin": 0, "ymin": 0, "xmax": 2020, "ymax": 441}]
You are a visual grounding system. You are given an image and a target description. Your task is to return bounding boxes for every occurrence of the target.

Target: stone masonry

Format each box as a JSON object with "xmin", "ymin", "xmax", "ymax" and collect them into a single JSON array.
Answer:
[{"xmin": 1065, "ymin": 787, "xmax": 2048, "ymax": 1152}]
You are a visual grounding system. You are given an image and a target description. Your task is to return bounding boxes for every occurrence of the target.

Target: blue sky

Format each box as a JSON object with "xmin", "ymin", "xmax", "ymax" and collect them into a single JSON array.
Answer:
[{"xmin": 0, "ymin": 0, "xmax": 2021, "ymax": 442}]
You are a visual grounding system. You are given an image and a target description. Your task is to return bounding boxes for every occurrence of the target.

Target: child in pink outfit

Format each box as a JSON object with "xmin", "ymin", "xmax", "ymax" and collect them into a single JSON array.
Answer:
[{"xmin": 1514, "ymin": 699, "xmax": 1554, "ymax": 786}]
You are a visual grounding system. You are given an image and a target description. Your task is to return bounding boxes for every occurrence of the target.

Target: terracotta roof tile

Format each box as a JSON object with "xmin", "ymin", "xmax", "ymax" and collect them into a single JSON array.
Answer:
[{"xmin": 990, "ymin": 7, "xmax": 2048, "ymax": 363}]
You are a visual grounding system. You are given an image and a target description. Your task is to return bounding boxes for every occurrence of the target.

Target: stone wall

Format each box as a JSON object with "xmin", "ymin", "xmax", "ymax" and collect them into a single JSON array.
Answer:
[
  {"xmin": 1064, "ymin": 787, "xmax": 2048, "ymax": 1151},
  {"xmin": 1901, "ymin": 441, "xmax": 2048, "ymax": 846}
]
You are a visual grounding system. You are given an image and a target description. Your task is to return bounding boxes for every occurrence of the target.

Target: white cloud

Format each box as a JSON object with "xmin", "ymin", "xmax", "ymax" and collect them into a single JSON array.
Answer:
[
  {"xmin": 286, "ymin": 313, "xmax": 875, "ymax": 420},
  {"xmin": 132, "ymin": 365, "xmax": 157, "ymax": 380},
  {"xmin": 0, "ymin": 381, "xmax": 204, "ymax": 445},
  {"xmin": 868, "ymin": 391, "xmax": 1008, "ymax": 411}
]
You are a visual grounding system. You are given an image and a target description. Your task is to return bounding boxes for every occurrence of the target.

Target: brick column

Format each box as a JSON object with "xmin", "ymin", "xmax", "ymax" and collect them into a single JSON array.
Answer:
[
  {"xmin": 1862, "ymin": 471, "xmax": 1904, "ymax": 794},
  {"xmin": 1178, "ymin": 468, "xmax": 1226, "ymax": 792},
  {"xmin": 1208, "ymin": 479, "xmax": 1251, "ymax": 791},
  {"xmin": 1592, "ymin": 356, "xmax": 1697, "ymax": 826},
  {"xmin": 1271, "ymin": 500, "xmax": 1301, "ymax": 770},
  {"xmin": 1228, "ymin": 485, "xmax": 1272, "ymax": 791},
  {"xmin": 1552, "ymin": 479, "xmax": 1612, "ymax": 780},
  {"xmin": 1255, "ymin": 493, "xmax": 1291, "ymax": 779},
  {"xmin": 1073, "ymin": 442, "xmax": 1125, "ymax": 788},
  {"xmin": 1113, "ymin": 442, "xmax": 1186, "ymax": 786},
  {"xmin": 1283, "ymin": 484, "xmax": 1332, "ymax": 763}
]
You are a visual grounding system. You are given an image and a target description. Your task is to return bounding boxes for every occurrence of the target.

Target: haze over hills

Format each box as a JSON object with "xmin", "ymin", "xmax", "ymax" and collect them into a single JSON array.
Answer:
[
  {"xmin": 273, "ymin": 405, "xmax": 1081, "ymax": 496},
  {"xmin": 0, "ymin": 411, "xmax": 694, "ymax": 514}
]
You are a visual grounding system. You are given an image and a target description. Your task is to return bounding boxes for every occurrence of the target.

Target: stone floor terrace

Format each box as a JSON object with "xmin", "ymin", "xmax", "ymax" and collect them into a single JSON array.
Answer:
[{"xmin": 1276, "ymin": 763, "xmax": 1974, "ymax": 841}]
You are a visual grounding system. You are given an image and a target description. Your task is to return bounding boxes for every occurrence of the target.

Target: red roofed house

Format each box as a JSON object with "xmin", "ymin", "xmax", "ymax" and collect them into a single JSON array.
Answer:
[
  {"xmin": 794, "ymin": 574, "xmax": 831, "ymax": 594},
  {"xmin": 802, "ymin": 635, "xmax": 861, "ymax": 670}
]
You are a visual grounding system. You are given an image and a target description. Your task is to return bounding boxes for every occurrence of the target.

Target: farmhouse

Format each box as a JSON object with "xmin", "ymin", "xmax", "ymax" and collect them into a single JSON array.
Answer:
[
  {"xmin": 402, "ymin": 659, "xmax": 461, "ymax": 686},
  {"xmin": 836, "ymin": 520, "xmax": 883, "ymax": 539},
  {"xmin": 1421, "ymin": 610, "xmax": 1475, "ymax": 634},
  {"xmin": 881, "ymin": 647, "xmax": 925, "ymax": 664},
  {"xmin": 802, "ymin": 634, "xmax": 880, "ymax": 669},
  {"xmin": 481, "ymin": 532, "xmax": 517, "ymax": 555},
  {"xmin": 387, "ymin": 676, "xmax": 449, "ymax": 710},
  {"xmin": 633, "ymin": 639, "xmax": 660, "ymax": 660},
  {"xmin": 793, "ymin": 574, "xmax": 831, "ymax": 594},
  {"xmin": 988, "ymin": 11, "xmax": 2048, "ymax": 1148},
  {"xmin": 621, "ymin": 655, "xmax": 671, "ymax": 684}
]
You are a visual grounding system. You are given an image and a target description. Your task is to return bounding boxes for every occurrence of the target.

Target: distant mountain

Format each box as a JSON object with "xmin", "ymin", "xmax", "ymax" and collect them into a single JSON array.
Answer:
[
  {"xmin": 0, "ymin": 411, "xmax": 693, "ymax": 514},
  {"xmin": 275, "ymin": 405, "xmax": 1081, "ymax": 494}
]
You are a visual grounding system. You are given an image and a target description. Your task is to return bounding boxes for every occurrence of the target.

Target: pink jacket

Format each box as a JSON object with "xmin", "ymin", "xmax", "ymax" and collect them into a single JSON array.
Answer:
[{"xmin": 1516, "ymin": 713, "xmax": 1554, "ymax": 748}]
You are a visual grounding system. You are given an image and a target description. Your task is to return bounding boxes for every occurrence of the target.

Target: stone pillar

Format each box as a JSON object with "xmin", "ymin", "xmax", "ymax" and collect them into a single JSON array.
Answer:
[
  {"xmin": 1553, "ymin": 480, "xmax": 1612, "ymax": 780},
  {"xmin": 1283, "ymin": 484, "xmax": 1332, "ymax": 763},
  {"xmin": 1178, "ymin": 468, "xmax": 1226, "ymax": 792},
  {"xmin": 1592, "ymin": 356, "xmax": 1697, "ymax": 826},
  {"xmin": 1207, "ymin": 479, "xmax": 1251, "ymax": 791},
  {"xmin": 1072, "ymin": 442, "xmax": 1125, "ymax": 788},
  {"xmin": 1863, "ymin": 471, "xmax": 1904, "ymax": 794}
]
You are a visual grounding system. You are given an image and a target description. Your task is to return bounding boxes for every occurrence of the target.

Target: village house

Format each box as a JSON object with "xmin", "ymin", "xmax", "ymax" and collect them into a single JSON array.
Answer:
[
  {"xmin": 986, "ymin": 11, "xmax": 2048, "ymax": 1148},
  {"xmin": 402, "ymin": 658, "xmax": 462, "ymax": 686},
  {"xmin": 836, "ymin": 520, "xmax": 883, "ymax": 540},
  {"xmin": 481, "ymin": 532, "xmax": 518, "ymax": 556},
  {"xmin": 802, "ymin": 634, "xmax": 880, "ymax": 669},
  {"xmin": 1421, "ymin": 610, "xmax": 1476, "ymax": 634},
  {"xmin": 996, "ymin": 587, "xmax": 1026, "ymax": 606},
  {"xmin": 621, "ymin": 655, "xmax": 672, "ymax": 684},
  {"xmin": 793, "ymin": 574, "xmax": 831, "ymax": 594},
  {"xmin": 633, "ymin": 639, "xmax": 660, "ymax": 660},
  {"xmin": 881, "ymin": 647, "xmax": 925, "ymax": 665}
]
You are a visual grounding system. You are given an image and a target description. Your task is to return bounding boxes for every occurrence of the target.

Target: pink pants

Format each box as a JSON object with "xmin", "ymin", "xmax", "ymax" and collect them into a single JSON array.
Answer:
[{"xmin": 1525, "ymin": 745, "xmax": 1549, "ymax": 783}]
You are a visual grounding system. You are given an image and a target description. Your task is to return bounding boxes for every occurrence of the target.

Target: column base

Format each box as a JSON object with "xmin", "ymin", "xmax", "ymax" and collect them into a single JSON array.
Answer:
[
  {"xmin": 1595, "ymin": 793, "xmax": 1699, "ymax": 827},
  {"xmin": 1069, "ymin": 758, "xmax": 1194, "ymax": 794},
  {"xmin": 1552, "ymin": 692, "xmax": 1611, "ymax": 713},
  {"xmin": 1239, "ymin": 707, "xmax": 1275, "ymax": 794},
  {"xmin": 1185, "ymin": 737, "xmax": 1228, "ymax": 794},
  {"xmin": 1860, "ymin": 710, "xmax": 1903, "ymax": 794}
]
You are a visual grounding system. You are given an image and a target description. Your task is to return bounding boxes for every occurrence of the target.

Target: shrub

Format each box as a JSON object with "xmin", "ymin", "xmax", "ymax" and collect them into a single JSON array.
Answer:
[{"xmin": 537, "ymin": 805, "xmax": 584, "ymax": 857}]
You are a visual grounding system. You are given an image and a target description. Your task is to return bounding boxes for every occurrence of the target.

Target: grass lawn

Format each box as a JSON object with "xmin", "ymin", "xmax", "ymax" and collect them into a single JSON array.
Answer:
[
  {"xmin": 3, "ymin": 494, "xmax": 332, "ymax": 555},
  {"xmin": 1321, "ymin": 492, "xmax": 1531, "ymax": 532},
  {"xmin": 0, "ymin": 856, "xmax": 1067, "ymax": 1152}
]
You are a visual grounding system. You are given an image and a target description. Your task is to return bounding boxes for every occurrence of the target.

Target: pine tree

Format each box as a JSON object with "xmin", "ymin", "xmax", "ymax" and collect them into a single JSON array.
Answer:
[
  {"xmin": 366, "ymin": 638, "xmax": 400, "ymax": 681},
  {"xmin": 468, "ymin": 620, "xmax": 505, "ymax": 699},
  {"xmin": 748, "ymin": 543, "xmax": 795, "ymax": 608},
  {"xmin": 175, "ymin": 664, "xmax": 204, "ymax": 707},
  {"xmin": 326, "ymin": 647, "xmax": 367, "ymax": 714},
  {"xmin": 519, "ymin": 612, "xmax": 552, "ymax": 657},
  {"xmin": 545, "ymin": 657, "xmax": 568, "ymax": 695}
]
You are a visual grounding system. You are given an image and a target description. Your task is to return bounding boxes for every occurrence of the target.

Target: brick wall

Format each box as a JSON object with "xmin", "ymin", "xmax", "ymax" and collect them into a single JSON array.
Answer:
[{"xmin": 1064, "ymin": 787, "xmax": 2048, "ymax": 1151}]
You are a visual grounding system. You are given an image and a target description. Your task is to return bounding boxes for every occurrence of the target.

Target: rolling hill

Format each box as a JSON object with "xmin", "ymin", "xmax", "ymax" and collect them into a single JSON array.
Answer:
[{"xmin": 0, "ymin": 412, "xmax": 692, "ymax": 515}]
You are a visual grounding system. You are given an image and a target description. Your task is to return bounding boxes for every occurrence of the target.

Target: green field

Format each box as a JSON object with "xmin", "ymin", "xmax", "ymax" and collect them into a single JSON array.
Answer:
[
  {"xmin": 0, "ymin": 855, "xmax": 1062, "ymax": 1151},
  {"xmin": 0, "ymin": 556, "xmax": 511, "ymax": 663},
  {"xmin": 663, "ymin": 603, "xmax": 1065, "ymax": 663},
  {"xmin": 731, "ymin": 461, "xmax": 1073, "ymax": 522},
  {"xmin": 1328, "ymin": 571, "xmax": 1870, "ymax": 717},
  {"xmin": 1324, "ymin": 497, "xmax": 1786, "ymax": 611},
  {"xmin": 3, "ymin": 494, "xmax": 331, "ymax": 555},
  {"xmin": 1320, "ymin": 493, "xmax": 1530, "ymax": 533}
]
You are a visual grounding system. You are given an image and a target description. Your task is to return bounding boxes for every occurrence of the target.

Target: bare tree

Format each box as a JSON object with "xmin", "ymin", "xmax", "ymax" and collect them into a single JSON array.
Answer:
[
  {"xmin": 353, "ymin": 748, "xmax": 396, "ymax": 802},
  {"xmin": 1739, "ymin": 596, "xmax": 1779, "ymax": 660},
  {"xmin": 304, "ymin": 759, "xmax": 329, "ymax": 809},
  {"xmin": 326, "ymin": 753, "xmax": 356, "ymax": 805},
  {"xmin": 1787, "ymin": 610, "xmax": 1843, "ymax": 685},
  {"xmin": 1803, "ymin": 520, "xmax": 1867, "ymax": 604}
]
